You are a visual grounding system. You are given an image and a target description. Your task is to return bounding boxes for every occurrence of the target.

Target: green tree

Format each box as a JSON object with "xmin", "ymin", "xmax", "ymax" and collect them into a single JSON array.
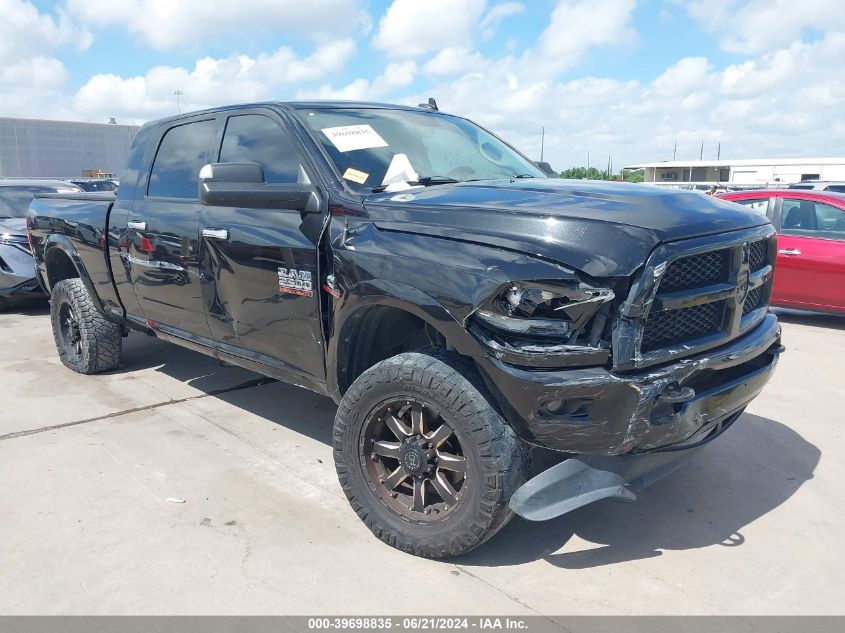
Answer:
[
  {"xmin": 623, "ymin": 169, "xmax": 644, "ymax": 183},
  {"xmin": 559, "ymin": 166, "xmax": 615, "ymax": 180}
]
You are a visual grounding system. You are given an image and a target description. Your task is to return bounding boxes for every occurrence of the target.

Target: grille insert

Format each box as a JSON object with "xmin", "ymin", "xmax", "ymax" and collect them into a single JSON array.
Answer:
[
  {"xmin": 743, "ymin": 286, "xmax": 763, "ymax": 316},
  {"xmin": 659, "ymin": 250, "xmax": 727, "ymax": 293},
  {"xmin": 641, "ymin": 301, "xmax": 725, "ymax": 352},
  {"xmin": 748, "ymin": 240, "xmax": 768, "ymax": 272}
]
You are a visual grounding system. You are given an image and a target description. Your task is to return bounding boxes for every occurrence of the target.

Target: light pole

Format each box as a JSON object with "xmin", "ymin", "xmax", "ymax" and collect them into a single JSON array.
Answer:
[{"xmin": 174, "ymin": 90, "xmax": 183, "ymax": 114}]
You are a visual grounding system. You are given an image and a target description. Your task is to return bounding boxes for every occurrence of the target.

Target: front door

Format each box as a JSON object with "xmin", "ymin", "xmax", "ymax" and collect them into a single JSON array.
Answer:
[
  {"xmin": 200, "ymin": 111, "xmax": 326, "ymax": 381},
  {"xmin": 122, "ymin": 117, "xmax": 220, "ymax": 336},
  {"xmin": 774, "ymin": 196, "xmax": 845, "ymax": 311}
]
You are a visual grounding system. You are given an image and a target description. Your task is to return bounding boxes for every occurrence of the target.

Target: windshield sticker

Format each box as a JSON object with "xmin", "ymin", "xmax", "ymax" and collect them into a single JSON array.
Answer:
[
  {"xmin": 342, "ymin": 167, "xmax": 369, "ymax": 184},
  {"xmin": 322, "ymin": 125, "xmax": 388, "ymax": 152}
]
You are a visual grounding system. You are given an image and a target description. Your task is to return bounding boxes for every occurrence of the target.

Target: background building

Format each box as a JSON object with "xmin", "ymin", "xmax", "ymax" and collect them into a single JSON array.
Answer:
[
  {"xmin": 0, "ymin": 117, "xmax": 140, "ymax": 179},
  {"xmin": 624, "ymin": 158, "xmax": 845, "ymax": 187}
]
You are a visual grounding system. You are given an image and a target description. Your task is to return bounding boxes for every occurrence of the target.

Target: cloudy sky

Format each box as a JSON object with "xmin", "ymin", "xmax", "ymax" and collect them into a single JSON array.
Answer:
[{"xmin": 2, "ymin": 0, "xmax": 844, "ymax": 169}]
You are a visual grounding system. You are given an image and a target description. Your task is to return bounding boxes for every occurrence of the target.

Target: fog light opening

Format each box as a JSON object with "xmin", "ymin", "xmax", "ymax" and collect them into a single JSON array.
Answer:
[{"xmin": 539, "ymin": 398, "xmax": 592, "ymax": 420}]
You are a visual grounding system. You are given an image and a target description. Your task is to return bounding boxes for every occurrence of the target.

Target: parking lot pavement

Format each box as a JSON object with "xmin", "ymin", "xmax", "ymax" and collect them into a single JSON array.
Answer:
[{"xmin": 0, "ymin": 303, "xmax": 843, "ymax": 616}]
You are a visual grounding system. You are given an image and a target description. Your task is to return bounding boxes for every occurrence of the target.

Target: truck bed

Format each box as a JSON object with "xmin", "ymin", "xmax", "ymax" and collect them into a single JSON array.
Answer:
[{"xmin": 28, "ymin": 192, "xmax": 120, "ymax": 316}]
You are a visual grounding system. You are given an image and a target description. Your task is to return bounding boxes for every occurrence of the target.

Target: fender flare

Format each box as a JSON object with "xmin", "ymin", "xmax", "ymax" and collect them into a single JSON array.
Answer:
[
  {"xmin": 327, "ymin": 278, "xmax": 484, "ymax": 398},
  {"xmin": 41, "ymin": 235, "xmax": 109, "ymax": 317}
]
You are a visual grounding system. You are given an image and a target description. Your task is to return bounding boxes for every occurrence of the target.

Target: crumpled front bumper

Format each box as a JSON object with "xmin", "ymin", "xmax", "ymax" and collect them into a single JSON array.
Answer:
[
  {"xmin": 508, "ymin": 411, "xmax": 741, "ymax": 521},
  {"xmin": 481, "ymin": 313, "xmax": 783, "ymax": 522},
  {"xmin": 480, "ymin": 313, "xmax": 782, "ymax": 456}
]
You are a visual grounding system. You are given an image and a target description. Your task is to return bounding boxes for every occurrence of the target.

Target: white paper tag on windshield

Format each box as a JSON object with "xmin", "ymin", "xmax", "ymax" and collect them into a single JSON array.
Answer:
[
  {"xmin": 321, "ymin": 125, "xmax": 388, "ymax": 152},
  {"xmin": 381, "ymin": 153, "xmax": 418, "ymax": 188}
]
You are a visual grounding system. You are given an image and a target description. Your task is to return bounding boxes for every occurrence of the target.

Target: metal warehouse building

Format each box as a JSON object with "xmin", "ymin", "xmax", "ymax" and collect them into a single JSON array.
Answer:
[
  {"xmin": 624, "ymin": 158, "xmax": 845, "ymax": 187},
  {"xmin": 0, "ymin": 117, "xmax": 140, "ymax": 179}
]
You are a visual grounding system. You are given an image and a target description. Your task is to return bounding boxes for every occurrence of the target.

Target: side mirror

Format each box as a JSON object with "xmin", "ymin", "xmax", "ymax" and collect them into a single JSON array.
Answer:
[
  {"xmin": 199, "ymin": 162, "xmax": 321, "ymax": 213},
  {"xmin": 533, "ymin": 161, "xmax": 557, "ymax": 178}
]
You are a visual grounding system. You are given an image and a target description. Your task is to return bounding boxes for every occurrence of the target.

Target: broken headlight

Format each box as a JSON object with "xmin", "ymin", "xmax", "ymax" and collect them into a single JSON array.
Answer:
[{"xmin": 468, "ymin": 281, "xmax": 615, "ymax": 368}]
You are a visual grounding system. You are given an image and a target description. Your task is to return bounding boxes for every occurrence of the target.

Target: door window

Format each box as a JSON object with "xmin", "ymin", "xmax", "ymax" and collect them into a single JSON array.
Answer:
[
  {"xmin": 732, "ymin": 198, "xmax": 769, "ymax": 214},
  {"xmin": 148, "ymin": 120, "xmax": 217, "ymax": 199},
  {"xmin": 219, "ymin": 114, "xmax": 300, "ymax": 183},
  {"xmin": 781, "ymin": 198, "xmax": 845, "ymax": 241}
]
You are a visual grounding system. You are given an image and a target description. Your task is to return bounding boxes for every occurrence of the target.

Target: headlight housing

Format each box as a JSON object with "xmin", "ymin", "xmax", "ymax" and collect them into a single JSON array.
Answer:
[{"xmin": 468, "ymin": 280, "xmax": 615, "ymax": 368}]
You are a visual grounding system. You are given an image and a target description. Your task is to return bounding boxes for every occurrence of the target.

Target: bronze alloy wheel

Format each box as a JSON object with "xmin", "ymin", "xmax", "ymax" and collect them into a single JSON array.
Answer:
[
  {"xmin": 58, "ymin": 302, "xmax": 83, "ymax": 362},
  {"xmin": 360, "ymin": 399, "xmax": 468, "ymax": 521},
  {"xmin": 334, "ymin": 350, "xmax": 528, "ymax": 557}
]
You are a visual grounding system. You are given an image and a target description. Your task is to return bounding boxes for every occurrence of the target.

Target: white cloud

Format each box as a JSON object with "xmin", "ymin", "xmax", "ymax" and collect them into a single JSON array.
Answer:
[
  {"xmin": 296, "ymin": 61, "xmax": 418, "ymax": 101},
  {"xmin": 479, "ymin": 2, "xmax": 525, "ymax": 39},
  {"xmin": 72, "ymin": 40, "xmax": 357, "ymax": 122},
  {"xmin": 373, "ymin": 0, "xmax": 487, "ymax": 58},
  {"xmin": 686, "ymin": 0, "xmax": 845, "ymax": 55},
  {"xmin": 0, "ymin": 1, "xmax": 90, "ymax": 118},
  {"xmin": 417, "ymin": 30, "xmax": 845, "ymax": 169},
  {"xmin": 423, "ymin": 48, "xmax": 488, "ymax": 77},
  {"xmin": 0, "ymin": 0, "xmax": 91, "ymax": 62},
  {"xmin": 531, "ymin": 0, "xmax": 637, "ymax": 75},
  {"xmin": 63, "ymin": 0, "xmax": 370, "ymax": 50},
  {"xmin": 651, "ymin": 57, "xmax": 714, "ymax": 97}
]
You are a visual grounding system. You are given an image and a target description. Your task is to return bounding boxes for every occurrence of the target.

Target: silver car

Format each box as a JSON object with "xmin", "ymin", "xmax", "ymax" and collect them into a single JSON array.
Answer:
[
  {"xmin": 788, "ymin": 181, "xmax": 845, "ymax": 192},
  {"xmin": 0, "ymin": 180, "xmax": 82, "ymax": 310}
]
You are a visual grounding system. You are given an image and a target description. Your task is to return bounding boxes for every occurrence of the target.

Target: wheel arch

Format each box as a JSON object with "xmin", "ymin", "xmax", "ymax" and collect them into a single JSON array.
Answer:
[
  {"xmin": 42, "ymin": 236, "xmax": 107, "ymax": 316},
  {"xmin": 328, "ymin": 279, "xmax": 482, "ymax": 400}
]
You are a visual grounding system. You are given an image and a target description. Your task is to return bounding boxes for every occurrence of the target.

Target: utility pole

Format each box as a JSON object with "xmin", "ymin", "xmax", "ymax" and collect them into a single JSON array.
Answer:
[
  {"xmin": 699, "ymin": 139, "xmax": 704, "ymax": 160},
  {"xmin": 540, "ymin": 127, "xmax": 545, "ymax": 161},
  {"xmin": 673, "ymin": 139, "xmax": 677, "ymax": 160},
  {"xmin": 717, "ymin": 142, "xmax": 721, "ymax": 160},
  {"xmin": 174, "ymin": 89, "xmax": 184, "ymax": 114}
]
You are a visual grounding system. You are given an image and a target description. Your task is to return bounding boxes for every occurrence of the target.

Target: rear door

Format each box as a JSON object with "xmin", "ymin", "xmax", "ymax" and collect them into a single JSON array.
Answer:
[
  {"xmin": 200, "ymin": 110, "xmax": 327, "ymax": 381},
  {"xmin": 773, "ymin": 195, "xmax": 845, "ymax": 311},
  {"xmin": 121, "ymin": 116, "xmax": 220, "ymax": 336}
]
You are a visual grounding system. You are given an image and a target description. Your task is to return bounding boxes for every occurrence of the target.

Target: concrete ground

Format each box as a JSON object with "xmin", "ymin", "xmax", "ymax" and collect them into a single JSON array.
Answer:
[{"xmin": 0, "ymin": 302, "xmax": 842, "ymax": 615}]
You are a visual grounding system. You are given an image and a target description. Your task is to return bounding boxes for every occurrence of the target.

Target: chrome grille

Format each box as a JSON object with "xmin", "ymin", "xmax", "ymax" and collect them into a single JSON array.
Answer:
[
  {"xmin": 658, "ymin": 250, "xmax": 728, "ymax": 292},
  {"xmin": 642, "ymin": 300, "xmax": 725, "ymax": 352}
]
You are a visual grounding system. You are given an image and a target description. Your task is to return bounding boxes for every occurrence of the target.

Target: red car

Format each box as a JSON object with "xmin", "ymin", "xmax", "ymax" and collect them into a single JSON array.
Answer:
[{"xmin": 719, "ymin": 189, "xmax": 845, "ymax": 314}]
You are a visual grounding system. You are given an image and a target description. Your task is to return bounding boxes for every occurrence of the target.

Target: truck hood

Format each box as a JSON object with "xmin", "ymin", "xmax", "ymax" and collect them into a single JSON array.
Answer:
[
  {"xmin": 363, "ymin": 179, "xmax": 770, "ymax": 277},
  {"xmin": 0, "ymin": 217, "xmax": 27, "ymax": 237}
]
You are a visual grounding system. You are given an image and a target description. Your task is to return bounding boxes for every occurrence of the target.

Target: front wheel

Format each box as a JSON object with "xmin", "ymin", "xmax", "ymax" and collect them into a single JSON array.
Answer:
[
  {"xmin": 333, "ymin": 351, "xmax": 528, "ymax": 558},
  {"xmin": 50, "ymin": 278, "xmax": 122, "ymax": 374}
]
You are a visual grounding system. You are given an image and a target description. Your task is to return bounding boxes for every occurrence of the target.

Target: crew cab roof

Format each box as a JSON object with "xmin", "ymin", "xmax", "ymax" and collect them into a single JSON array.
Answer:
[{"xmin": 146, "ymin": 100, "xmax": 441, "ymax": 127}]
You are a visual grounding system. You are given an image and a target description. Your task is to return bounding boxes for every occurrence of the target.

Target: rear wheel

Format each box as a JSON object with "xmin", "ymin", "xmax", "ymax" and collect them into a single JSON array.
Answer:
[
  {"xmin": 50, "ymin": 278, "xmax": 122, "ymax": 374},
  {"xmin": 333, "ymin": 351, "xmax": 528, "ymax": 558}
]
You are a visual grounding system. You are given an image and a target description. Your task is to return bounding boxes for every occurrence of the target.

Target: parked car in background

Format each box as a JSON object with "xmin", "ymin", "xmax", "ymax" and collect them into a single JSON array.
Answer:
[
  {"xmin": 0, "ymin": 180, "xmax": 83, "ymax": 310},
  {"xmin": 787, "ymin": 181, "xmax": 845, "ymax": 192},
  {"xmin": 719, "ymin": 189, "xmax": 845, "ymax": 315},
  {"xmin": 67, "ymin": 179, "xmax": 119, "ymax": 193}
]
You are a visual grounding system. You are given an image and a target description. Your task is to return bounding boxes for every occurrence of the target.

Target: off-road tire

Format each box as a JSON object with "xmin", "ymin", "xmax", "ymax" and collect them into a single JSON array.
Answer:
[
  {"xmin": 333, "ymin": 350, "xmax": 528, "ymax": 558},
  {"xmin": 50, "ymin": 278, "xmax": 122, "ymax": 374}
]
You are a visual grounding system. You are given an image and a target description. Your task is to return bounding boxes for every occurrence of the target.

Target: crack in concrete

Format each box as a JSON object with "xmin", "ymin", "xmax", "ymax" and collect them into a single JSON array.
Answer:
[
  {"xmin": 0, "ymin": 377, "xmax": 274, "ymax": 442},
  {"xmin": 454, "ymin": 564, "xmax": 563, "ymax": 624}
]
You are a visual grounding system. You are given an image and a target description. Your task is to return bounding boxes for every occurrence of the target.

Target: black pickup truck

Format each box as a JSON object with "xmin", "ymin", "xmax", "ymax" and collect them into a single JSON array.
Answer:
[{"xmin": 28, "ymin": 101, "xmax": 782, "ymax": 558}]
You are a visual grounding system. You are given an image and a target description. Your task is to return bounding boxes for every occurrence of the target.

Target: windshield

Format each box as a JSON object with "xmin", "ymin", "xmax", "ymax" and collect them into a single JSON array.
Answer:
[
  {"xmin": 73, "ymin": 180, "xmax": 117, "ymax": 192},
  {"xmin": 0, "ymin": 186, "xmax": 64, "ymax": 218},
  {"xmin": 295, "ymin": 107, "xmax": 544, "ymax": 192}
]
